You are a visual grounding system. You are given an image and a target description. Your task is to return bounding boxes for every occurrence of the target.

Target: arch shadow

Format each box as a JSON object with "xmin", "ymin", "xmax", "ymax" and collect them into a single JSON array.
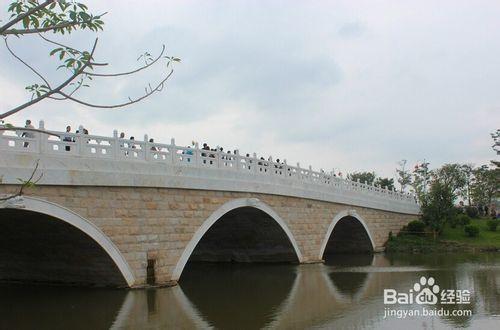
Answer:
[
  {"xmin": 0, "ymin": 196, "xmax": 135, "ymax": 287},
  {"xmin": 318, "ymin": 209, "xmax": 375, "ymax": 260},
  {"xmin": 172, "ymin": 198, "xmax": 303, "ymax": 281}
]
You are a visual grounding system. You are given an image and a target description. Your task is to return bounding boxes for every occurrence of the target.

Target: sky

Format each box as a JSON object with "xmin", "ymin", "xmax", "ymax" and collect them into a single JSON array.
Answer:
[{"xmin": 1, "ymin": 0, "xmax": 499, "ymax": 181}]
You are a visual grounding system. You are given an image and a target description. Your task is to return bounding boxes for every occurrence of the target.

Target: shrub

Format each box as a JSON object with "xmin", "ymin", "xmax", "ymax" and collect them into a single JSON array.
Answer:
[
  {"xmin": 449, "ymin": 216, "xmax": 459, "ymax": 228},
  {"xmin": 456, "ymin": 214, "xmax": 471, "ymax": 227},
  {"xmin": 464, "ymin": 225, "xmax": 480, "ymax": 237},
  {"xmin": 454, "ymin": 206, "xmax": 465, "ymax": 214},
  {"xmin": 407, "ymin": 220, "xmax": 426, "ymax": 235},
  {"xmin": 421, "ymin": 181, "xmax": 455, "ymax": 234},
  {"xmin": 487, "ymin": 220, "xmax": 498, "ymax": 232},
  {"xmin": 465, "ymin": 206, "xmax": 479, "ymax": 218}
]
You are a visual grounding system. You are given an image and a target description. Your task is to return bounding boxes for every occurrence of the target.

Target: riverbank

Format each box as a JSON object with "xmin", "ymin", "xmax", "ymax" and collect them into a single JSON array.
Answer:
[{"xmin": 386, "ymin": 218, "xmax": 500, "ymax": 253}]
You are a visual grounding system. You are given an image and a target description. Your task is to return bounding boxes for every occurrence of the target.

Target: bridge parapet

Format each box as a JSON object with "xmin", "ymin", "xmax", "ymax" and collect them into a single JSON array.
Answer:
[{"xmin": 0, "ymin": 121, "xmax": 419, "ymax": 214}]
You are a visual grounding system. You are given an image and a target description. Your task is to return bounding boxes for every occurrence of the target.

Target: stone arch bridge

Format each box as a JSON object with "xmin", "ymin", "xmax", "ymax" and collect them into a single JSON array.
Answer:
[{"xmin": 0, "ymin": 123, "xmax": 419, "ymax": 287}]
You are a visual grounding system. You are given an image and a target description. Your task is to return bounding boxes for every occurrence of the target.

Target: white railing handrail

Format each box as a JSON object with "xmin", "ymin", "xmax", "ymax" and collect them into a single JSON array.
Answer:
[{"xmin": 0, "ymin": 121, "xmax": 418, "ymax": 205}]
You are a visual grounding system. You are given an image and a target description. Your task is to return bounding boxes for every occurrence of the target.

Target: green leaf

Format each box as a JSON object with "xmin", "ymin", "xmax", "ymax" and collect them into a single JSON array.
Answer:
[
  {"xmin": 22, "ymin": 16, "xmax": 30, "ymax": 28},
  {"xmin": 49, "ymin": 48, "xmax": 62, "ymax": 56},
  {"xmin": 79, "ymin": 12, "xmax": 90, "ymax": 21}
]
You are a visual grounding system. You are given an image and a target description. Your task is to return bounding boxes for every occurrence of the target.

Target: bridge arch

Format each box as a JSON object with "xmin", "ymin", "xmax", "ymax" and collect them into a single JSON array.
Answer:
[
  {"xmin": 172, "ymin": 198, "xmax": 303, "ymax": 281},
  {"xmin": 319, "ymin": 209, "xmax": 375, "ymax": 260},
  {"xmin": 0, "ymin": 196, "xmax": 135, "ymax": 287}
]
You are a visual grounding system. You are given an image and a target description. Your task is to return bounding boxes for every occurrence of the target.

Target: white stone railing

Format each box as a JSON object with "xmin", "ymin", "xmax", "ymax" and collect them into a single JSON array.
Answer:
[{"xmin": 0, "ymin": 121, "xmax": 418, "ymax": 206}]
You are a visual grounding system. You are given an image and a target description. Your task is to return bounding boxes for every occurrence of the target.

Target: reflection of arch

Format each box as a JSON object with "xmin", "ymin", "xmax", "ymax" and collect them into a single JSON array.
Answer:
[
  {"xmin": 179, "ymin": 263, "xmax": 297, "ymax": 328},
  {"xmin": 172, "ymin": 198, "xmax": 303, "ymax": 281},
  {"xmin": 109, "ymin": 286, "xmax": 212, "ymax": 329},
  {"xmin": 324, "ymin": 255, "xmax": 375, "ymax": 303},
  {"xmin": 318, "ymin": 209, "xmax": 375, "ymax": 260},
  {"xmin": 0, "ymin": 196, "xmax": 135, "ymax": 287}
]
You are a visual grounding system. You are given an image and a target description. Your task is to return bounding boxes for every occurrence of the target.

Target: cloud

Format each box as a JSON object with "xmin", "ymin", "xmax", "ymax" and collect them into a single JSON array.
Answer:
[
  {"xmin": 1, "ymin": 0, "xmax": 499, "ymax": 181},
  {"xmin": 338, "ymin": 22, "xmax": 365, "ymax": 38}
]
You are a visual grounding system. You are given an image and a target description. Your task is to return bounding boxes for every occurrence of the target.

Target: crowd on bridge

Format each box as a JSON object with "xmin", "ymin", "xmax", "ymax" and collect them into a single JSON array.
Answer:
[{"xmin": 2, "ymin": 119, "xmax": 352, "ymax": 178}]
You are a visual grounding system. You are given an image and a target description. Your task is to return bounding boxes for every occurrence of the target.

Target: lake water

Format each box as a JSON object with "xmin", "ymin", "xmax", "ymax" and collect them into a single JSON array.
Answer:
[{"xmin": 1, "ymin": 253, "xmax": 499, "ymax": 329}]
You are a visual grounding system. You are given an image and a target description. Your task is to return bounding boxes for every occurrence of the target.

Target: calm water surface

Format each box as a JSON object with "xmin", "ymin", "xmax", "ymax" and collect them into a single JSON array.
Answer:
[{"xmin": 1, "ymin": 253, "xmax": 500, "ymax": 329}]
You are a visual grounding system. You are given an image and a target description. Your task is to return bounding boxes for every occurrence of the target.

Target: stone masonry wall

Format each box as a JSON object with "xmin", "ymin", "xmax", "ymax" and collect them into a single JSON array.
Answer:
[{"xmin": 0, "ymin": 185, "xmax": 416, "ymax": 287}]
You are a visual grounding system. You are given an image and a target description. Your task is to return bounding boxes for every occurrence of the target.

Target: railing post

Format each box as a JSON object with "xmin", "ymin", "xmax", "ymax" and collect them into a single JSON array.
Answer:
[
  {"xmin": 194, "ymin": 142, "xmax": 200, "ymax": 166},
  {"xmin": 78, "ymin": 125, "xmax": 84, "ymax": 156},
  {"xmin": 170, "ymin": 138, "xmax": 177, "ymax": 164},
  {"xmin": 144, "ymin": 134, "xmax": 150, "ymax": 161},
  {"xmin": 253, "ymin": 152, "xmax": 258, "ymax": 173},
  {"xmin": 234, "ymin": 149, "xmax": 240, "ymax": 170},
  {"xmin": 283, "ymin": 159, "xmax": 288, "ymax": 177},
  {"xmin": 296, "ymin": 162, "xmax": 301, "ymax": 180},
  {"xmin": 309, "ymin": 165, "xmax": 313, "ymax": 181},
  {"xmin": 113, "ymin": 130, "xmax": 119, "ymax": 159},
  {"xmin": 38, "ymin": 120, "xmax": 45, "ymax": 154}
]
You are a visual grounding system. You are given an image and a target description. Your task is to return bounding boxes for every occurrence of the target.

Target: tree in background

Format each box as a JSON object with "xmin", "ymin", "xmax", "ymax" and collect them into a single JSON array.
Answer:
[
  {"xmin": 0, "ymin": 0, "xmax": 179, "ymax": 119},
  {"xmin": 347, "ymin": 171, "xmax": 376, "ymax": 185},
  {"xmin": 433, "ymin": 163, "xmax": 467, "ymax": 199},
  {"xmin": 492, "ymin": 129, "xmax": 500, "ymax": 156},
  {"xmin": 347, "ymin": 170, "xmax": 394, "ymax": 190},
  {"xmin": 411, "ymin": 161, "xmax": 431, "ymax": 204},
  {"xmin": 470, "ymin": 165, "xmax": 498, "ymax": 207},
  {"xmin": 420, "ymin": 180, "xmax": 455, "ymax": 236},
  {"xmin": 396, "ymin": 159, "xmax": 412, "ymax": 192},
  {"xmin": 374, "ymin": 177, "xmax": 395, "ymax": 190},
  {"xmin": 460, "ymin": 164, "xmax": 474, "ymax": 205}
]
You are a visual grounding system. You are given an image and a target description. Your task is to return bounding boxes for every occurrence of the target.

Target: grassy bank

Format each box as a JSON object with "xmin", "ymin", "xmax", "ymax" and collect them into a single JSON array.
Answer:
[{"xmin": 386, "ymin": 218, "xmax": 500, "ymax": 253}]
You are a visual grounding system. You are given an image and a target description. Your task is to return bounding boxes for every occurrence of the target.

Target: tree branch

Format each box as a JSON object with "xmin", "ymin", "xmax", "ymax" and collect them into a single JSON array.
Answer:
[
  {"xmin": 38, "ymin": 32, "xmax": 82, "ymax": 54},
  {"xmin": 4, "ymin": 20, "xmax": 87, "ymax": 35},
  {"xmin": 4, "ymin": 37, "xmax": 51, "ymax": 88},
  {"xmin": 0, "ymin": 159, "xmax": 43, "ymax": 201},
  {"xmin": 3, "ymin": 12, "xmax": 107, "ymax": 36},
  {"xmin": 0, "ymin": 38, "xmax": 98, "ymax": 120},
  {"xmin": 0, "ymin": 0, "xmax": 53, "ymax": 35},
  {"xmin": 38, "ymin": 33, "xmax": 108, "ymax": 66},
  {"xmin": 83, "ymin": 45, "xmax": 166, "ymax": 77},
  {"xmin": 57, "ymin": 68, "xmax": 174, "ymax": 109}
]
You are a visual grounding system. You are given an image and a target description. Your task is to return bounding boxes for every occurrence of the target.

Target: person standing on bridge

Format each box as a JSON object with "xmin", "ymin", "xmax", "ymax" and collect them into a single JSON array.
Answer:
[
  {"xmin": 62, "ymin": 125, "xmax": 74, "ymax": 151},
  {"xmin": 149, "ymin": 138, "xmax": 158, "ymax": 152},
  {"xmin": 22, "ymin": 119, "xmax": 35, "ymax": 148}
]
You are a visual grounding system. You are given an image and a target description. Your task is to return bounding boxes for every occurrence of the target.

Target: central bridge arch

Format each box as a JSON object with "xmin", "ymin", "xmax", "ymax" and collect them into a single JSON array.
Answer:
[
  {"xmin": 319, "ymin": 210, "xmax": 375, "ymax": 261},
  {"xmin": 172, "ymin": 198, "xmax": 303, "ymax": 281},
  {"xmin": 0, "ymin": 197, "xmax": 135, "ymax": 287}
]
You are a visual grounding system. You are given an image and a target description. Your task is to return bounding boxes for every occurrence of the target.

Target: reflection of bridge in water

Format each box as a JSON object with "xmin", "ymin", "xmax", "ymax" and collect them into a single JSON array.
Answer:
[
  {"xmin": 107, "ymin": 255, "xmax": 399, "ymax": 329},
  {"xmin": 2, "ymin": 253, "xmax": 494, "ymax": 329},
  {"xmin": 1, "ymin": 122, "xmax": 419, "ymax": 287}
]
